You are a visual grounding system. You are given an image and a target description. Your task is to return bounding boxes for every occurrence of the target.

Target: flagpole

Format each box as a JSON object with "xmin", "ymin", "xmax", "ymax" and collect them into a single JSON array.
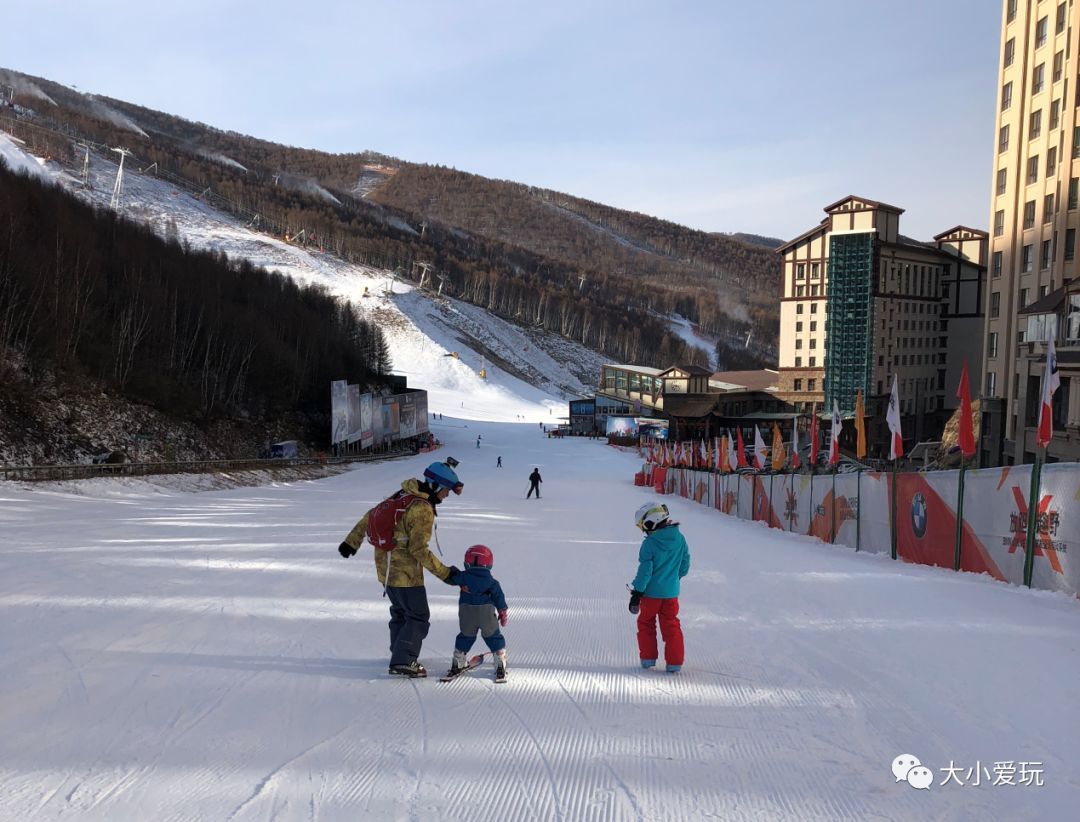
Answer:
[
  {"xmin": 1023, "ymin": 447, "xmax": 1043, "ymax": 587},
  {"xmin": 954, "ymin": 464, "xmax": 966, "ymax": 571},
  {"xmin": 890, "ymin": 462, "xmax": 898, "ymax": 561}
]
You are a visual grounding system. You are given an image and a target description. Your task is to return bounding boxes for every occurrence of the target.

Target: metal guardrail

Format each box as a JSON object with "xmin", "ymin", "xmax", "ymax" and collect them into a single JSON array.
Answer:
[{"xmin": 0, "ymin": 450, "xmax": 412, "ymax": 483}]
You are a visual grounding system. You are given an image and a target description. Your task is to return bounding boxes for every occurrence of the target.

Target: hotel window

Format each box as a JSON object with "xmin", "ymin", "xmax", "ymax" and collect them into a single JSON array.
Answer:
[
  {"xmin": 999, "ymin": 124, "xmax": 1010, "ymax": 153},
  {"xmin": 1071, "ymin": 177, "xmax": 1079, "ymax": 209},
  {"xmin": 989, "ymin": 332, "xmax": 999, "ymax": 359},
  {"xmin": 996, "ymin": 168, "xmax": 1007, "ymax": 195},
  {"xmin": 810, "ymin": 321, "xmax": 817, "ymax": 332},
  {"xmin": 1020, "ymin": 287, "xmax": 1029, "ymax": 310},
  {"xmin": 1002, "ymin": 81, "xmax": 1013, "ymax": 111},
  {"xmin": 1022, "ymin": 244, "xmax": 1033, "ymax": 272},
  {"xmin": 1042, "ymin": 238, "xmax": 1053, "ymax": 268},
  {"xmin": 1024, "ymin": 200, "xmax": 1036, "ymax": 228},
  {"xmin": 809, "ymin": 339, "xmax": 817, "ymax": 349},
  {"xmin": 1045, "ymin": 193, "xmax": 1055, "ymax": 222},
  {"xmin": 810, "ymin": 284, "xmax": 820, "ymax": 296},
  {"xmin": 794, "ymin": 379, "xmax": 802, "ymax": 391},
  {"xmin": 1031, "ymin": 109, "xmax": 1043, "ymax": 139},
  {"xmin": 1048, "ymin": 145, "xmax": 1058, "ymax": 175},
  {"xmin": 1051, "ymin": 99, "xmax": 1061, "ymax": 130},
  {"xmin": 807, "ymin": 379, "xmax": 816, "ymax": 392},
  {"xmin": 1058, "ymin": 2, "xmax": 1067, "ymax": 34},
  {"xmin": 811, "ymin": 262, "xmax": 820, "ymax": 279},
  {"xmin": 1028, "ymin": 155, "xmax": 1039, "ymax": 185},
  {"xmin": 1008, "ymin": 0, "xmax": 1017, "ymax": 23},
  {"xmin": 796, "ymin": 285, "xmax": 805, "ymax": 297},
  {"xmin": 811, "ymin": 303, "xmax": 818, "ymax": 314},
  {"xmin": 991, "ymin": 292, "xmax": 1001, "ymax": 318},
  {"xmin": 809, "ymin": 357, "xmax": 816, "ymax": 366},
  {"xmin": 1054, "ymin": 50, "xmax": 1064, "ymax": 84},
  {"xmin": 1005, "ymin": 36, "xmax": 1016, "ymax": 67},
  {"xmin": 796, "ymin": 321, "xmax": 803, "ymax": 332},
  {"xmin": 994, "ymin": 210, "xmax": 1005, "ymax": 236},
  {"xmin": 796, "ymin": 263, "xmax": 805, "ymax": 279},
  {"xmin": 1034, "ymin": 63, "xmax": 1045, "ymax": 94},
  {"xmin": 795, "ymin": 339, "xmax": 803, "ymax": 349},
  {"xmin": 993, "ymin": 250, "xmax": 1003, "ymax": 278},
  {"xmin": 1038, "ymin": 15, "xmax": 1049, "ymax": 48},
  {"xmin": 1067, "ymin": 228, "xmax": 1077, "ymax": 260},
  {"xmin": 986, "ymin": 371, "xmax": 997, "ymax": 398},
  {"xmin": 796, "ymin": 303, "xmax": 804, "ymax": 314},
  {"xmin": 795, "ymin": 357, "xmax": 802, "ymax": 367}
]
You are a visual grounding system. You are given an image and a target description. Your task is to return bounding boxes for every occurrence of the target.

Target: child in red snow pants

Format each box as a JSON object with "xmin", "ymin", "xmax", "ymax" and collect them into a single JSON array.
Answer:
[{"xmin": 636, "ymin": 596, "xmax": 684, "ymax": 666}]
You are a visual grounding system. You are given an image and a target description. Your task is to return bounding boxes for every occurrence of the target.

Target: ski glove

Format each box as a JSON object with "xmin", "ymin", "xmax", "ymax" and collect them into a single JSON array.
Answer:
[
  {"xmin": 338, "ymin": 541, "xmax": 357, "ymax": 559},
  {"xmin": 498, "ymin": 609, "xmax": 508, "ymax": 627},
  {"xmin": 444, "ymin": 565, "xmax": 462, "ymax": 585},
  {"xmin": 628, "ymin": 590, "xmax": 643, "ymax": 615}
]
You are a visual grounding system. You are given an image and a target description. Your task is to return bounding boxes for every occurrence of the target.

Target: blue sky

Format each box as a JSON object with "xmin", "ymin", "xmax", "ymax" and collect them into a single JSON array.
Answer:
[{"xmin": 4, "ymin": 1, "xmax": 999, "ymax": 240}]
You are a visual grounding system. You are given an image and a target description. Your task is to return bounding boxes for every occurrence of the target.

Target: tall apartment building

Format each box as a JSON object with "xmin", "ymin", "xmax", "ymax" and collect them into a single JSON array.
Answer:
[
  {"xmin": 777, "ymin": 196, "xmax": 986, "ymax": 453},
  {"xmin": 986, "ymin": 0, "xmax": 1080, "ymax": 464}
]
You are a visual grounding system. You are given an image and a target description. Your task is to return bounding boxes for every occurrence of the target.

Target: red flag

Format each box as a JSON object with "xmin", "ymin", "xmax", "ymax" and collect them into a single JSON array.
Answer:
[
  {"xmin": 736, "ymin": 428, "xmax": 748, "ymax": 468},
  {"xmin": 956, "ymin": 361, "xmax": 976, "ymax": 458},
  {"xmin": 1037, "ymin": 338, "xmax": 1060, "ymax": 449}
]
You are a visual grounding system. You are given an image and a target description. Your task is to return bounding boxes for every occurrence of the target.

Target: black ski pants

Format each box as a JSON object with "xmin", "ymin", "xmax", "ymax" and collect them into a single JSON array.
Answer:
[
  {"xmin": 386, "ymin": 585, "xmax": 430, "ymax": 666},
  {"xmin": 527, "ymin": 482, "xmax": 541, "ymax": 499}
]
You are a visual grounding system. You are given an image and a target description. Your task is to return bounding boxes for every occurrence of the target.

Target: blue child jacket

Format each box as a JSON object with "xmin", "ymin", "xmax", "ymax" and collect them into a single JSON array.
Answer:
[
  {"xmin": 458, "ymin": 565, "xmax": 508, "ymax": 611},
  {"xmin": 632, "ymin": 523, "xmax": 691, "ymax": 599}
]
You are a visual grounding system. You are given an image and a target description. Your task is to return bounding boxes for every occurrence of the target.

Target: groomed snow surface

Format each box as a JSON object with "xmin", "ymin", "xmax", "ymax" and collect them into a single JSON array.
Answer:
[{"xmin": 2, "ymin": 419, "xmax": 1079, "ymax": 821}]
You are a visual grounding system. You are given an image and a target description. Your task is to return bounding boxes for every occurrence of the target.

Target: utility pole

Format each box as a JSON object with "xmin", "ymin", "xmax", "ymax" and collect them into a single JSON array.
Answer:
[
  {"xmin": 109, "ymin": 147, "xmax": 132, "ymax": 210},
  {"xmin": 76, "ymin": 143, "xmax": 90, "ymax": 188},
  {"xmin": 415, "ymin": 261, "xmax": 433, "ymax": 289}
]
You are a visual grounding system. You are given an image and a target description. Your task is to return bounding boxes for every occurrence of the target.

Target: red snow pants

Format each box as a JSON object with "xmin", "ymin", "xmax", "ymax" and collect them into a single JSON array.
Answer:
[{"xmin": 636, "ymin": 596, "xmax": 684, "ymax": 665}]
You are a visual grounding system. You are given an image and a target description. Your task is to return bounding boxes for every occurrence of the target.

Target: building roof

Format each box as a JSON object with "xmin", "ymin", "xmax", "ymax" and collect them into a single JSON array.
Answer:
[
  {"xmin": 933, "ymin": 225, "xmax": 989, "ymax": 241},
  {"xmin": 776, "ymin": 219, "xmax": 829, "ymax": 253},
  {"xmin": 1018, "ymin": 285, "xmax": 1066, "ymax": 315},
  {"xmin": 822, "ymin": 195, "xmax": 905, "ymax": 215},
  {"xmin": 602, "ymin": 364, "xmax": 664, "ymax": 376},
  {"xmin": 660, "ymin": 364, "xmax": 713, "ymax": 377},
  {"xmin": 709, "ymin": 369, "xmax": 780, "ymax": 393}
]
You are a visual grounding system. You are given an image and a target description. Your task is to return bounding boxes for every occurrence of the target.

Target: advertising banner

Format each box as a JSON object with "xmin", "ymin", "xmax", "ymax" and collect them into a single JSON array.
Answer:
[
  {"xmin": 854, "ymin": 472, "xmax": 892, "ymax": 555},
  {"xmin": 832, "ymin": 473, "xmax": 864, "ymax": 549},
  {"xmin": 360, "ymin": 393, "xmax": 374, "ymax": 449},
  {"xmin": 331, "ymin": 380, "xmax": 348, "ymax": 445},
  {"xmin": 606, "ymin": 416, "xmax": 639, "ymax": 437},
  {"xmin": 1032, "ymin": 463, "xmax": 1080, "ymax": 596},
  {"xmin": 415, "ymin": 392, "xmax": 429, "ymax": 435},
  {"xmin": 958, "ymin": 465, "xmax": 1031, "ymax": 587},
  {"xmin": 347, "ymin": 384, "xmax": 361, "ymax": 444},
  {"xmin": 399, "ymin": 393, "xmax": 417, "ymax": 438}
]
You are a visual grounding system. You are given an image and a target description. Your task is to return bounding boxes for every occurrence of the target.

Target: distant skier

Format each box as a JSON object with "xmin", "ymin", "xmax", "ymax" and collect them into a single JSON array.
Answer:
[
  {"xmin": 447, "ymin": 545, "xmax": 508, "ymax": 681},
  {"xmin": 476, "ymin": 435, "xmax": 482, "ymax": 449},
  {"xmin": 526, "ymin": 467, "xmax": 542, "ymax": 499},
  {"xmin": 628, "ymin": 501, "xmax": 690, "ymax": 673},
  {"xmin": 497, "ymin": 456, "xmax": 502, "ymax": 468}
]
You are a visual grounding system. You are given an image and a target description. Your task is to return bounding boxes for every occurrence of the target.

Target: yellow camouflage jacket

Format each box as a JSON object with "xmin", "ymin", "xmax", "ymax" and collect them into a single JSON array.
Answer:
[{"xmin": 342, "ymin": 478, "xmax": 453, "ymax": 587}]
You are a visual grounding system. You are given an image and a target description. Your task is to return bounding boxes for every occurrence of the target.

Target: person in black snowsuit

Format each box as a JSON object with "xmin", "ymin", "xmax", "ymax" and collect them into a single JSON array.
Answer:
[
  {"xmin": 526, "ymin": 467, "xmax": 542, "ymax": 499},
  {"xmin": 497, "ymin": 456, "xmax": 502, "ymax": 467}
]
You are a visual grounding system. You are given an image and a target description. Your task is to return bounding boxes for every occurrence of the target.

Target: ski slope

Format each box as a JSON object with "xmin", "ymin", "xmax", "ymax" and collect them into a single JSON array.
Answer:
[
  {"xmin": 0, "ymin": 131, "xmax": 602, "ymax": 420},
  {"xmin": 2, "ymin": 418, "xmax": 1078, "ymax": 821}
]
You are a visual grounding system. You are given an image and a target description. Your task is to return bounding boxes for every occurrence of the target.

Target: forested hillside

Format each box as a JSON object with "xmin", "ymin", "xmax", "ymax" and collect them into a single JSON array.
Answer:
[{"xmin": 1, "ymin": 68, "xmax": 779, "ymax": 369}]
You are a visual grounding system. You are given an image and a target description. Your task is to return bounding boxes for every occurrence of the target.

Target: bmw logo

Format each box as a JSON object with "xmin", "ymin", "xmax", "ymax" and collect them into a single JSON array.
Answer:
[{"xmin": 910, "ymin": 492, "xmax": 928, "ymax": 539}]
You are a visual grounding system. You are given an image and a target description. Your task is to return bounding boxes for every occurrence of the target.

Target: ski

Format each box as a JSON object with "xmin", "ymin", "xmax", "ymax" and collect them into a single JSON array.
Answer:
[{"xmin": 438, "ymin": 652, "xmax": 487, "ymax": 682}]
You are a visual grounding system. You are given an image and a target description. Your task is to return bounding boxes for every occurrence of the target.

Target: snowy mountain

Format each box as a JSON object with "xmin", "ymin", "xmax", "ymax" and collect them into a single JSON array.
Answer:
[{"xmin": 0, "ymin": 131, "xmax": 606, "ymax": 432}]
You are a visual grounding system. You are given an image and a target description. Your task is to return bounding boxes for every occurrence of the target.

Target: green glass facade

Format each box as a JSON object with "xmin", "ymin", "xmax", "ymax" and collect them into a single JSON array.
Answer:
[{"xmin": 824, "ymin": 233, "xmax": 876, "ymax": 416}]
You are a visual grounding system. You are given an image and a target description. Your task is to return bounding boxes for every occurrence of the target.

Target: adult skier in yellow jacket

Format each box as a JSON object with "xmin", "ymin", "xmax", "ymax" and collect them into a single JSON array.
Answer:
[{"xmin": 339, "ymin": 461, "xmax": 463, "ymax": 677}]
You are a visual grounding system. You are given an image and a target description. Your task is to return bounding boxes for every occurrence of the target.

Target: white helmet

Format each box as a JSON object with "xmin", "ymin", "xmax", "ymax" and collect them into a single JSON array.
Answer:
[{"xmin": 635, "ymin": 501, "xmax": 670, "ymax": 532}]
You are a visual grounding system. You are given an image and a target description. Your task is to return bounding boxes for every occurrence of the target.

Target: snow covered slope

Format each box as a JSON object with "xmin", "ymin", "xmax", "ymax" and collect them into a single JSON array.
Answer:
[
  {"xmin": 0, "ymin": 132, "xmax": 605, "ymax": 418},
  {"xmin": 1, "ymin": 420, "xmax": 1078, "ymax": 820}
]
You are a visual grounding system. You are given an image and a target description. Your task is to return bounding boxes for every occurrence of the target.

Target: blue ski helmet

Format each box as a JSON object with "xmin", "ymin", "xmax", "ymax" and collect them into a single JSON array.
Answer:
[{"xmin": 423, "ymin": 461, "xmax": 463, "ymax": 494}]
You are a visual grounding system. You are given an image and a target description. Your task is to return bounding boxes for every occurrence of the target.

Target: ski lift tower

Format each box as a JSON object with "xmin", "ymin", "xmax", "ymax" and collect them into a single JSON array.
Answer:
[
  {"xmin": 414, "ymin": 261, "xmax": 433, "ymax": 289},
  {"xmin": 109, "ymin": 148, "xmax": 133, "ymax": 210},
  {"xmin": 76, "ymin": 143, "xmax": 91, "ymax": 188}
]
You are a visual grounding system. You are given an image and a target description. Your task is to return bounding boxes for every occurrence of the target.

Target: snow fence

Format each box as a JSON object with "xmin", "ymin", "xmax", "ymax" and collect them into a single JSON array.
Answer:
[{"xmin": 642, "ymin": 463, "xmax": 1080, "ymax": 599}]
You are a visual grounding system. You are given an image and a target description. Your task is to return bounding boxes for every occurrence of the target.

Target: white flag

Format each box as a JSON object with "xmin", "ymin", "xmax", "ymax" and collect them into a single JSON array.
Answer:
[
  {"xmin": 886, "ymin": 375, "xmax": 903, "ymax": 460},
  {"xmin": 753, "ymin": 425, "xmax": 767, "ymax": 470},
  {"xmin": 829, "ymin": 399, "xmax": 841, "ymax": 465},
  {"xmin": 727, "ymin": 428, "xmax": 737, "ymax": 471}
]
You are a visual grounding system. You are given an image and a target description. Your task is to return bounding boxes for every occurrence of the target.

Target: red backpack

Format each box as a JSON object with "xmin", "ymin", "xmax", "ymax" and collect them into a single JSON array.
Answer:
[{"xmin": 366, "ymin": 491, "xmax": 428, "ymax": 551}]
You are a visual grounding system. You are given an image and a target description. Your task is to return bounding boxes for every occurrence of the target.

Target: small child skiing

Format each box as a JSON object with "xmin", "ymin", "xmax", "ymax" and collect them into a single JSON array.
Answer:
[
  {"xmin": 449, "ymin": 544, "xmax": 509, "ymax": 680},
  {"xmin": 628, "ymin": 501, "xmax": 690, "ymax": 673}
]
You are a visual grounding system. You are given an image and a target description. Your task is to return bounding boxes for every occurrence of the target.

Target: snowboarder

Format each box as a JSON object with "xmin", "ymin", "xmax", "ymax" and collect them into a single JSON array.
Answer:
[
  {"xmin": 497, "ymin": 456, "xmax": 502, "ymax": 468},
  {"xmin": 628, "ymin": 501, "xmax": 690, "ymax": 673},
  {"xmin": 526, "ymin": 467, "xmax": 542, "ymax": 499},
  {"xmin": 337, "ymin": 461, "xmax": 464, "ymax": 678},
  {"xmin": 448, "ymin": 544, "xmax": 508, "ymax": 681}
]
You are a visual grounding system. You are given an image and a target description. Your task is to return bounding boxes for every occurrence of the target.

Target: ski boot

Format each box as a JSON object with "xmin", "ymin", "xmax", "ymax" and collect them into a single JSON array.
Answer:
[
  {"xmin": 640, "ymin": 659, "xmax": 657, "ymax": 669},
  {"xmin": 447, "ymin": 650, "xmax": 468, "ymax": 677},
  {"xmin": 666, "ymin": 664, "xmax": 681, "ymax": 674},
  {"xmin": 389, "ymin": 660, "xmax": 427, "ymax": 678},
  {"xmin": 494, "ymin": 650, "xmax": 507, "ymax": 683}
]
